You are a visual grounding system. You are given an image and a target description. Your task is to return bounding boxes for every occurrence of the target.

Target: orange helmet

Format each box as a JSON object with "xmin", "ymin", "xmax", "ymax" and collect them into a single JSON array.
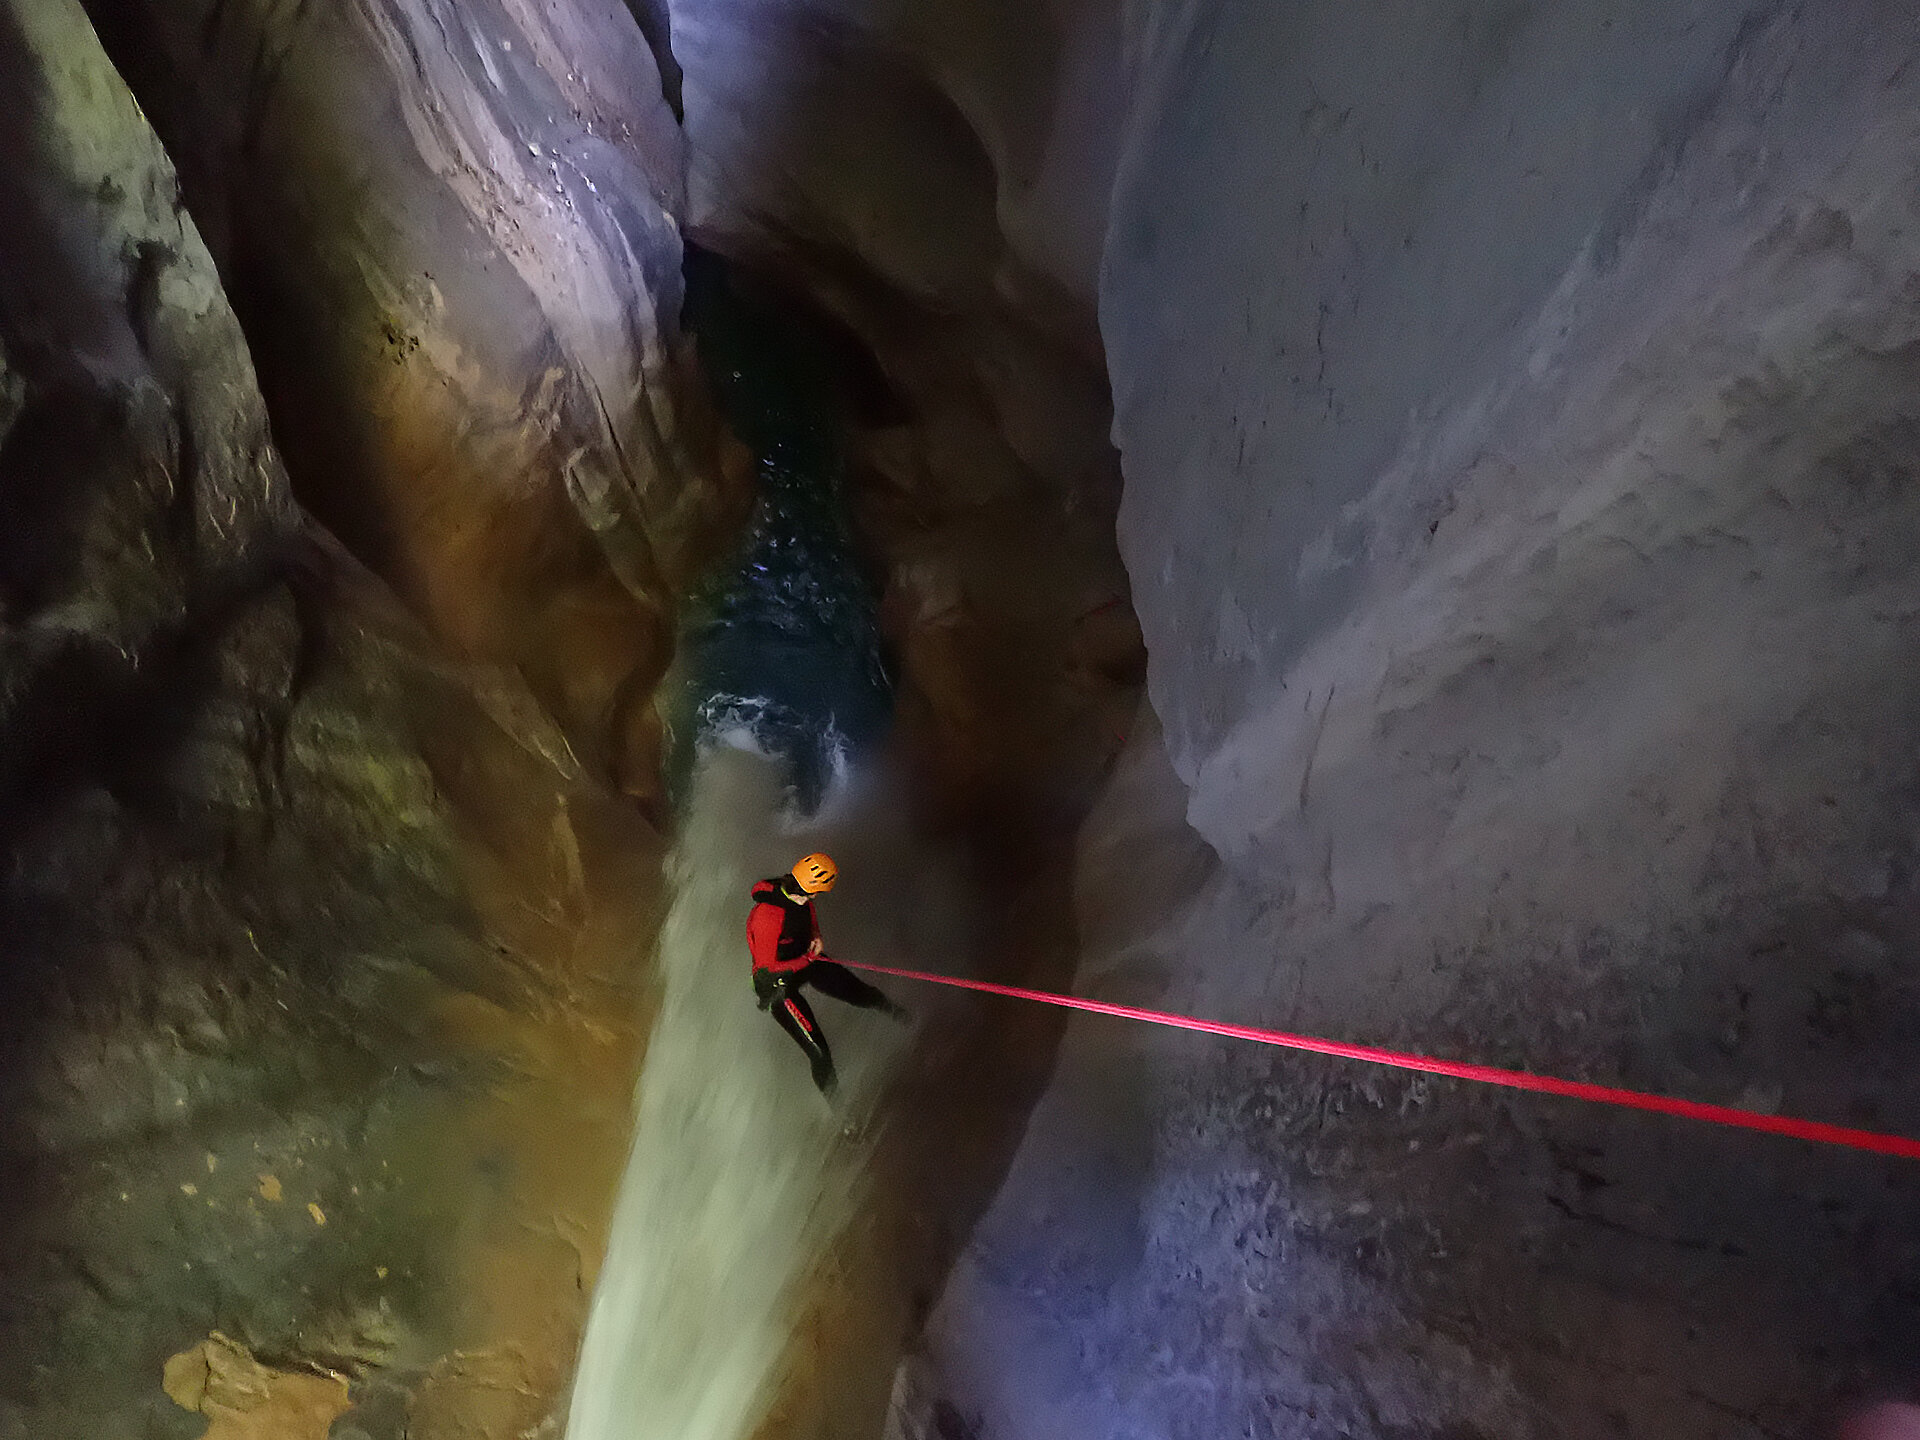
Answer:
[{"xmin": 790, "ymin": 852, "xmax": 838, "ymax": 894}]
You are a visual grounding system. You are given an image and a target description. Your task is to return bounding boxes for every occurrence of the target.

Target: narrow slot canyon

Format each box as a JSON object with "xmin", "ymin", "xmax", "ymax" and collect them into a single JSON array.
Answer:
[{"xmin": 2, "ymin": 3, "xmax": 1919, "ymax": 1440}]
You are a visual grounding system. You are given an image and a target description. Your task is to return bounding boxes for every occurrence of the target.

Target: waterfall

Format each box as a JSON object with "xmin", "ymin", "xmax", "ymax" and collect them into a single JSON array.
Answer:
[{"xmin": 564, "ymin": 745, "xmax": 931, "ymax": 1440}]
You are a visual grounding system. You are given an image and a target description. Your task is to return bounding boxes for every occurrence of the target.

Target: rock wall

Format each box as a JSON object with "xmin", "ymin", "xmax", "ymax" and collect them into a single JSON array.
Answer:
[
  {"xmin": 0, "ymin": 1, "xmax": 694, "ymax": 1434},
  {"xmin": 14, "ymin": 0, "xmax": 1920, "ymax": 1434},
  {"xmin": 82, "ymin": 0, "xmax": 746, "ymax": 808},
  {"xmin": 907, "ymin": 2, "xmax": 1920, "ymax": 1437}
]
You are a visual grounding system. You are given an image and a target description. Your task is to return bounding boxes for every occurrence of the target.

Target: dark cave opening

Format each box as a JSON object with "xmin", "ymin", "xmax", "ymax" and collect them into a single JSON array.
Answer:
[{"xmin": 668, "ymin": 245, "xmax": 894, "ymax": 815}]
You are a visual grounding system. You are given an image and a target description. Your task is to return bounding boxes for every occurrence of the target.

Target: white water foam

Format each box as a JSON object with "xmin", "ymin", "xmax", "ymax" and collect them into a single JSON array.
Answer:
[{"xmin": 564, "ymin": 744, "xmax": 936, "ymax": 1440}]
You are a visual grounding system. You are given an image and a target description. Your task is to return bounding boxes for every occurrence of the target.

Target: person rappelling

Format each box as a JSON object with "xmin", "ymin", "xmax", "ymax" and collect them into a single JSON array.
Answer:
[{"xmin": 748, "ymin": 852, "xmax": 908, "ymax": 1096}]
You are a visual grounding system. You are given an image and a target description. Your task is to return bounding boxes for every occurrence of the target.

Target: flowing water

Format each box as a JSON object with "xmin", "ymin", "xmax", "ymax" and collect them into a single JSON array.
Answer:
[
  {"xmin": 565, "ymin": 748, "xmax": 887, "ymax": 1440},
  {"xmin": 564, "ymin": 253, "xmax": 929, "ymax": 1440}
]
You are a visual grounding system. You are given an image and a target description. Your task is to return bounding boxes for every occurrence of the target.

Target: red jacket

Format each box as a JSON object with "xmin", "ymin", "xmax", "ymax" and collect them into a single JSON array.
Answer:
[{"xmin": 747, "ymin": 878, "xmax": 825, "ymax": 975}]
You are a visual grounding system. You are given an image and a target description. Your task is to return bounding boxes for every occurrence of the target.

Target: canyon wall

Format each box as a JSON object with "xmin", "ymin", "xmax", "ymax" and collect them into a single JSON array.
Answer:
[
  {"xmin": 910, "ymin": 3, "xmax": 1920, "ymax": 1437},
  {"xmin": 83, "ymin": 0, "xmax": 742, "ymax": 806},
  {"xmin": 11, "ymin": 0, "xmax": 1920, "ymax": 1435},
  {"xmin": 0, "ymin": 1, "xmax": 706, "ymax": 1434}
]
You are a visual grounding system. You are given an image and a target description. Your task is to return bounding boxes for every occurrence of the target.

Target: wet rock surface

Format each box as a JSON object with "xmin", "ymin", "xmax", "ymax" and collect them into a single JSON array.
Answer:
[
  {"xmin": 81, "ymin": 0, "xmax": 745, "ymax": 804},
  {"xmin": 898, "ymin": 3, "xmax": 1920, "ymax": 1438},
  {"xmin": 0, "ymin": 2, "xmax": 687, "ymax": 1434}
]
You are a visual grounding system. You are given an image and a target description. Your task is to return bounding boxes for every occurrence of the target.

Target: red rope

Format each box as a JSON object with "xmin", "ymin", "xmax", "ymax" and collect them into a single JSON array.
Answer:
[{"xmin": 841, "ymin": 960, "xmax": 1920, "ymax": 1160}]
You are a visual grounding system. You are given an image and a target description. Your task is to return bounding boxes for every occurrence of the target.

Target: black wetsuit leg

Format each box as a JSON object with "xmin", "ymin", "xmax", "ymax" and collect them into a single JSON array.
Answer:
[
  {"xmin": 804, "ymin": 961, "xmax": 906, "ymax": 1018},
  {"xmin": 766, "ymin": 978, "xmax": 837, "ymax": 1094}
]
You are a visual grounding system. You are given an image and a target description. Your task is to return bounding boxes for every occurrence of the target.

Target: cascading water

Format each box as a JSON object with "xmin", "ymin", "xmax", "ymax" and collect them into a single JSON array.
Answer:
[
  {"xmin": 563, "ymin": 748, "xmax": 889, "ymax": 1440},
  {"xmin": 564, "ymin": 253, "xmax": 916, "ymax": 1440}
]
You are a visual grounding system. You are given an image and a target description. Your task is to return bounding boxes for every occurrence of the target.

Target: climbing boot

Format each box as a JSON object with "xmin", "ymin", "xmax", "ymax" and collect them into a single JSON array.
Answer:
[{"xmin": 811, "ymin": 1054, "xmax": 839, "ymax": 1097}]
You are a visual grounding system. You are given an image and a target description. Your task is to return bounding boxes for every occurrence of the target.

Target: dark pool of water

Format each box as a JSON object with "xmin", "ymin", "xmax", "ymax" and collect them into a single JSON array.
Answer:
[{"xmin": 669, "ymin": 247, "xmax": 892, "ymax": 813}]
